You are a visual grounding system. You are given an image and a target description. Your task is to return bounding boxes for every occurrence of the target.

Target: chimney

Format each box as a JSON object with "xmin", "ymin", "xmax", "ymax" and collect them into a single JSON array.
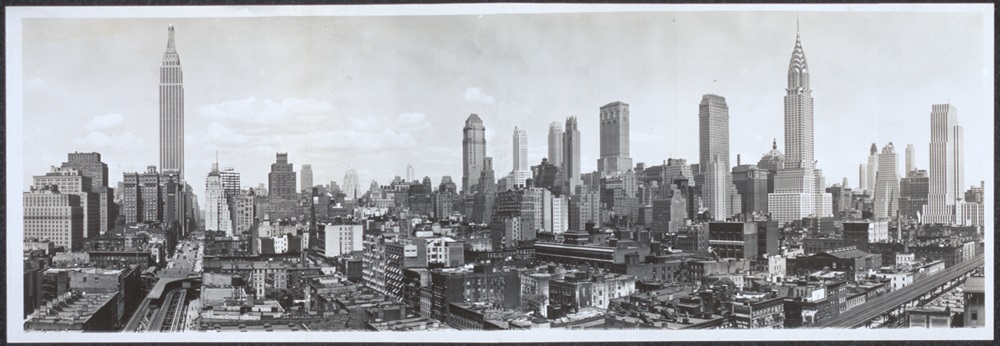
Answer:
[{"xmin": 737, "ymin": 154, "xmax": 741, "ymax": 166}]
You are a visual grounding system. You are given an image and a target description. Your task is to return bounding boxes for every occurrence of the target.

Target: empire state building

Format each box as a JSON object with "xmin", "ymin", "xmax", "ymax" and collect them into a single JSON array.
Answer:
[
  {"xmin": 768, "ymin": 28, "xmax": 832, "ymax": 222},
  {"xmin": 160, "ymin": 25, "xmax": 185, "ymax": 180}
]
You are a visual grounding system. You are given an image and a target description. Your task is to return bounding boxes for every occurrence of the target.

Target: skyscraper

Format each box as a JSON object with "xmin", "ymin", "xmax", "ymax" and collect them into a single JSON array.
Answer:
[
  {"xmin": 300, "ymin": 164, "xmax": 313, "ymax": 192},
  {"xmin": 563, "ymin": 116, "xmax": 582, "ymax": 194},
  {"xmin": 344, "ymin": 168, "xmax": 360, "ymax": 200},
  {"xmin": 699, "ymin": 94, "xmax": 738, "ymax": 220},
  {"xmin": 220, "ymin": 167, "xmax": 240, "ymax": 200},
  {"xmin": 548, "ymin": 122, "xmax": 563, "ymax": 167},
  {"xmin": 598, "ymin": 101, "xmax": 632, "ymax": 176},
  {"xmin": 406, "ymin": 163, "xmax": 414, "ymax": 182},
  {"xmin": 511, "ymin": 127, "xmax": 530, "ymax": 187},
  {"xmin": 858, "ymin": 164, "xmax": 867, "ymax": 193},
  {"xmin": 60, "ymin": 152, "xmax": 112, "ymax": 234},
  {"xmin": 873, "ymin": 143, "xmax": 900, "ymax": 218},
  {"xmin": 205, "ymin": 162, "xmax": 233, "ymax": 235},
  {"xmin": 268, "ymin": 153, "xmax": 297, "ymax": 220},
  {"xmin": 900, "ymin": 169, "xmax": 929, "ymax": 220},
  {"xmin": 462, "ymin": 114, "xmax": 486, "ymax": 193},
  {"xmin": 867, "ymin": 143, "xmax": 879, "ymax": 193},
  {"xmin": 159, "ymin": 25, "xmax": 185, "ymax": 180},
  {"xmin": 513, "ymin": 127, "xmax": 528, "ymax": 172},
  {"xmin": 923, "ymin": 104, "xmax": 964, "ymax": 224},
  {"xmin": 905, "ymin": 143, "xmax": 916, "ymax": 176},
  {"xmin": 767, "ymin": 29, "xmax": 832, "ymax": 223}
]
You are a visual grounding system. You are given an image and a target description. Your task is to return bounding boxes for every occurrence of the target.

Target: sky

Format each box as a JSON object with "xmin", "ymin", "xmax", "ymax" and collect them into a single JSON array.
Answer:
[{"xmin": 15, "ymin": 8, "xmax": 993, "ymax": 207}]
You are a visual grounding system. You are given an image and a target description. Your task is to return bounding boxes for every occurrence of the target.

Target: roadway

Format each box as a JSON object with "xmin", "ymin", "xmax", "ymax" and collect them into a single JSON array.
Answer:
[{"xmin": 816, "ymin": 253, "xmax": 984, "ymax": 328}]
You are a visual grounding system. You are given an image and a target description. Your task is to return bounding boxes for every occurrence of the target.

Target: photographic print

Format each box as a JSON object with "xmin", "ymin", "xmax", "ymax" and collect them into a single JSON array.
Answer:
[{"xmin": 6, "ymin": 3, "xmax": 993, "ymax": 343}]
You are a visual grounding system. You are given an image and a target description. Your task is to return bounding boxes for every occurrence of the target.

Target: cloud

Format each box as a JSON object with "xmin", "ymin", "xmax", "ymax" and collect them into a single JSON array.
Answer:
[
  {"xmin": 199, "ymin": 97, "xmax": 334, "ymax": 134},
  {"xmin": 463, "ymin": 87, "xmax": 496, "ymax": 104},
  {"xmin": 86, "ymin": 113, "xmax": 124, "ymax": 131},
  {"xmin": 196, "ymin": 96, "xmax": 436, "ymax": 157},
  {"xmin": 73, "ymin": 131, "xmax": 144, "ymax": 152},
  {"xmin": 27, "ymin": 77, "xmax": 49, "ymax": 92}
]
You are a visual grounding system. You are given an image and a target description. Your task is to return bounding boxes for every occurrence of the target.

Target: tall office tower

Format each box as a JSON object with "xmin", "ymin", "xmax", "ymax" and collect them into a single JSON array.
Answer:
[
  {"xmin": 60, "ymin": 152, "xmax": 112, "ymax": 234},
  {"xmin": 900, "ymin": 169, "xmax": 929, "ymax": 220},
  {"xmin": 462, "ymin": 114, "xmax": 486, "ymax": 193},
  {"xmin": 472, "ymin": 157, "xmax": 497, "ymax": 224},
  {"xmin": 598, "ymin": 101, "xmax": 633, "ymax": 176},
  {"xmin": 923, "ymin": 104, "xmax": 964, "ymax": 224},
  {"xmin": 905, "ymin": 144, "xmax": 916, "ymax": 176},
  {"xmin": 511, "ymin": 127, "xmax": 530, "ymax": 187},
  {"xmin": 301, "ymin": 164, "xmax": 313, "ymax": 192},
  {"xmin": 230, "ymin": 190, "xmax": 256, "ymax": 236},
  {"xmin": 858, "ymin": 164, "xmax": 867, "ymax": 193},
  {"xmin": 767, "ymin": 30, "xmax": 832, "ymax": 223},
  {"xmin": 406, "ymin": 163, "xmax": 414, "ymax": 182},
  {"xmin": 563, "ymin": 116, "xmax": 582, "ymax": 194},
  {"xmin": 205, "ymin": 162, "xmax": 233, "ymax": 235},
  {"xmin": 269, "ymin": 153, "xmax": 296, "ymax": 199},
  {"xmin": 867, "ymin": 144, "xmax": 879, "ymax": 193},
  {"xmin": 219, "ymin": 167, "xmax": 241, "ymax": 200},
  {"xmin": 873, "ymin": 143, "xmax": 900, "ymax": 219},
  {"xmin": 842, "ymin": 177, "xmax": 849, "ymax": 189},
  {"xmin": 139, "ymin": 166, "xmax": 163, "ymax": 223},
  {"xmin": 159, "ymin": 25, "xmax": 185, "ymax": 180},
  {"xmin": 268, "ymin": 153, "xmax": 297, "ymax": 220},
  {"xmin": 344, "ymin": 168, "xmax": 360, "ymax": 200},
  {"xmin": 548, "ymin": 122, "xmax": 563, "ymax": 167},
  {"xmin": 732, "ymin": 164, "xmax": 769, "ymax": 214},
  {"xmin": 699, "ymin": 94, "xmax": 737, "ymax": 220},
  {"xmin": 703, "ymin": 156, "xmax": 727, "ymax": 220}
]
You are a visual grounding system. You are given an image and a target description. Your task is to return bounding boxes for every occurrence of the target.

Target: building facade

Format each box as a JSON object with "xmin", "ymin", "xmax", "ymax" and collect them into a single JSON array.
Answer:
[
  {"xmin": 463, "ymin": 114, "xmax": 487, "ymax": 193},
  {"xmin": 598, "ymin": 102, "xmax": 632, "ymax": 176},
  {"xmin": 923, "ymin": 104, "xmax": 964, "ymax": 224},
  {"xmin": 159, "ymin": 25, "xmax": 185, "ymax": 180}
]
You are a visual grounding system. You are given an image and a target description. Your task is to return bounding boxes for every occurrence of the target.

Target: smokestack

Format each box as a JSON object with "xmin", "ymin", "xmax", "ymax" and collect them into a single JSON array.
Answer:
[{"xmin": 737, "ymin": 154, "xmax": 741, "ymax": 166}]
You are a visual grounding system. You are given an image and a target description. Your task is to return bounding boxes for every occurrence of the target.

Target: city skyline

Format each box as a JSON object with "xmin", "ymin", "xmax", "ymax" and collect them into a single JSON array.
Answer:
[
  {"xmin": 7, "ymin": 4, "xmax": 994, "ymax": 342},
  {"xmin": 17, "ymin": 10, "xmax": 992, "ymax": 207}
]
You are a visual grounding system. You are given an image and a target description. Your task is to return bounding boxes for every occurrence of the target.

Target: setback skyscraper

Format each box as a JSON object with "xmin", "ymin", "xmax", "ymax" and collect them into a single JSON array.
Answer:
[
  {"xmin": 301, "ymin": 164, "xmax": 313, "ymax": 192},
  {"xmin": 159, "ymin": 25, "xmax": 185, "ymax": 180},
  {"xmin": 511, "ymin": 127, "xmax": 530, "ymax": 187},
  {"xmin": 548, "ymin": 122, "xmax": 563, "ymax": 168},
  {"xmin": 698, "ymin": 94, "xmax": 740, "ymax": 220},
  {"xmin": 905, "ymin": 144, "xmax": 916, "ymax": 176},
  {"xmin": 462, "ymin": 114, "xmax": 486, "ymax": 193},
  {"xmin": 344, "ymin": 168, "xmax": 360, "ymax": 200},
  {"xmin": 563, "ymin": 116, "xmax": 582, "ymax": 194},
  {"xmin": 598, "ymin": 102, "xmax": 632, "ymax": 176},
  {"xmin": 923, "ymin": 104, "xmax": 964, "ymax": 224},
  {"xmin": 867, "ymin": 144, "xmax": 879, "ymax": 193},
  {"xmin": 60, "ymin": 152, "xmax": 113, "ymax": 234},
  {"xmin": 767, "ymin": 29, "xmax": 832, "ymax": 223},
  {"xmin": 873, "ymin": 143, "xmax": 900, "ymax": 218},
  {"xmin": 268, "ymin": 153, "xmax": 297, "ymax": 220}
]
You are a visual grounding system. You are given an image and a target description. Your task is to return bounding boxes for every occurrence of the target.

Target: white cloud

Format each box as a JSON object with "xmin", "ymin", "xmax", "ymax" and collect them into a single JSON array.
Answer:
[
  {"xmin": 463, "ymin": 87, "xmax": 496, "ymax": 104},
  {"xmin": 86, "ymin": 113, "xmax": 124, "ymax": 131},
  {"xmin": 73, "ymin": 131, "xmax": 143, "ymax": 152}
]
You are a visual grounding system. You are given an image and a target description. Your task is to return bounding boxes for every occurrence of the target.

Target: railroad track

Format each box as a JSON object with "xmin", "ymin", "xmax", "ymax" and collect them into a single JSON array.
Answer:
[
  {"xmin": 145, "ymin": 288, "xmax": 188, "ymax": 332},
  {"xmin": 816, "ymin": 254, "xmax": 984, "ymax": 328}
]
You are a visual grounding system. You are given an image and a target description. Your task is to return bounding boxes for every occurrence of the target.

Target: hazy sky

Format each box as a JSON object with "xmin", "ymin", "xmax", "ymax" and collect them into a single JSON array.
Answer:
[{"xmin": 16, "ymin": 8, "xmax": 993, "ymax": 205}]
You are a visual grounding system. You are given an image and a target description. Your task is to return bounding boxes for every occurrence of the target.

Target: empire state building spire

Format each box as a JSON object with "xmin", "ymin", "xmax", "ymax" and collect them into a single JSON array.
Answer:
[{"xmin": 160, "ymin": 25, "xmax": 185, "ymax": 180}]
